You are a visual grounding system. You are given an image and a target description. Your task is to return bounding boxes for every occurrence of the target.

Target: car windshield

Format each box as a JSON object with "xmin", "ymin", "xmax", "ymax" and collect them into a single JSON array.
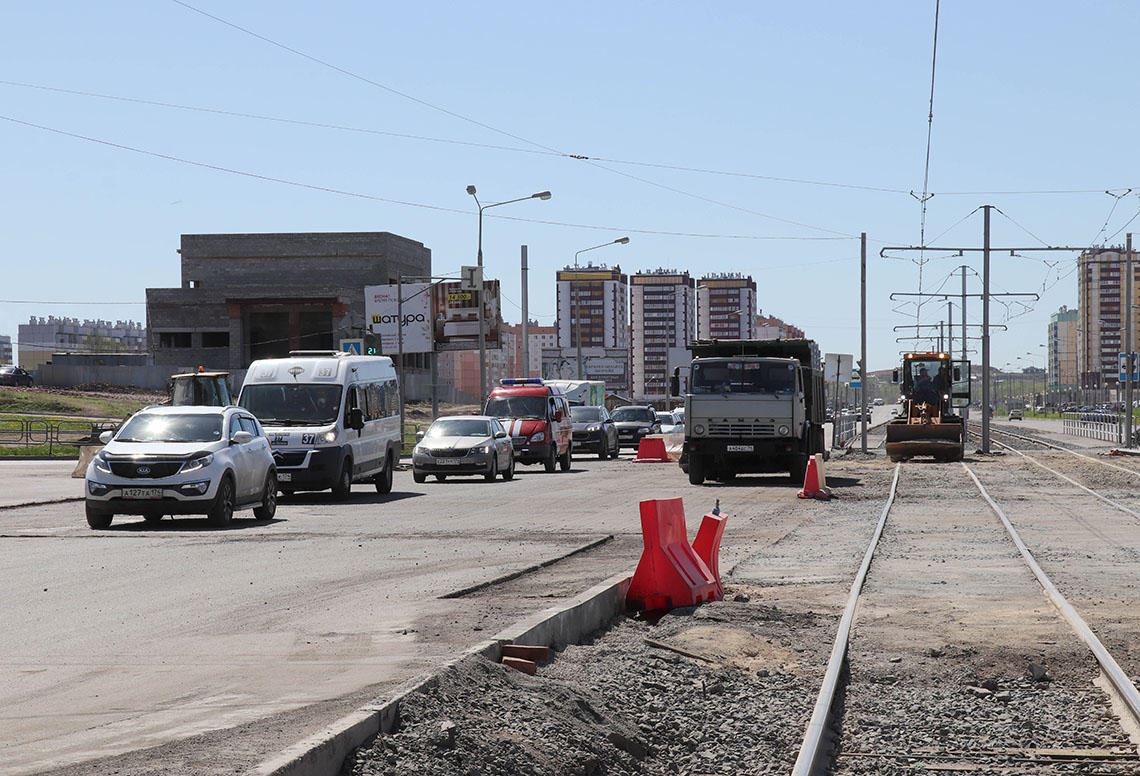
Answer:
[
  {"xmin": 427, "ymin": 419, "xmax": 491, "ymax": 438},
  {"xmin": 570, "ymin": 406, "xmax": 604, "ymax": 422},
  {"xmin": 658, "ymin": 412, "xmax": 676, "ymax": 424},
  {"xmin": 239, "ymin": 384, "xmax": 343, "ymax": 426},
  {"xmin": 115, "ymin": 413, "xmax": 224, "ymax": 443},
  {"xmin": 692, "ymin": 360, "xmax": 796, "ymax": 395},
  {"xmin": 612, "ymin": 407, "xmax": 655, "ymax": 423},
  {"xmin": 484, "ymin": 395, "xmax": 547, "ymax": 419}
]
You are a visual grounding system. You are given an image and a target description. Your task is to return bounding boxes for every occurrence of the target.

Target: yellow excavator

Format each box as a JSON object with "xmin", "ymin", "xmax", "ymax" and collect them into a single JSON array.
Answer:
[{"xmin": 885, "ymin": 351, "xmax": 971, "ymax": 463}]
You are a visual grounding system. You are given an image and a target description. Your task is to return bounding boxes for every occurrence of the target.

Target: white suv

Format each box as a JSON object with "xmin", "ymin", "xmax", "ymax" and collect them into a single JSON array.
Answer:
[{"xmin": 85, "ymin": 405, "xmax": 277, "ymax": 529}]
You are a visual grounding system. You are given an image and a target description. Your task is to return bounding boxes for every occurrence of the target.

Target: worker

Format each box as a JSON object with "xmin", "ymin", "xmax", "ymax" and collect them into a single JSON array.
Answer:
[{"xmin": 913, "ymin": 365, "xmax": 940, "ymax": 405}]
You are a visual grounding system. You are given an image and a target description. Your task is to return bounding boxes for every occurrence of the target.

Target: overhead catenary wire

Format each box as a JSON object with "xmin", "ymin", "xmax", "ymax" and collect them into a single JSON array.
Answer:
[{"xmin": 911, "ymin": 0, "xmax": 941, "ymax": 326}]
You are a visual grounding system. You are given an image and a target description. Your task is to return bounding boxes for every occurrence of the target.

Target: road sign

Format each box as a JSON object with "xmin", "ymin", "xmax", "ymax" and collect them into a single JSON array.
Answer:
[
  {"xmin": 1119, "ymin": 352, "xmax": 1138, "ymax": 383},
  {"xmin": 850, "ymin": 380, "xmax": 862, "ymax": 390},
  {"xmin": 339, "ymin": 338, "xmax": 363, "ymax": 355},
  {"xmin": 460, "ymin": 265, "xmax": 482, "ymax": 292}
]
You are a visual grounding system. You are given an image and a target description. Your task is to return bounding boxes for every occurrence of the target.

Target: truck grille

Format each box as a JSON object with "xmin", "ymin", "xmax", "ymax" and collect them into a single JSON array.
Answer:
[{"xmin": 709, "ymin": 422, "xmax": 776, "ymax": 436}]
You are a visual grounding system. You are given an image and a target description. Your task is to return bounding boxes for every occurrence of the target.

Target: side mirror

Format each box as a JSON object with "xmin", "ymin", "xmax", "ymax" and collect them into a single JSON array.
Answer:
[
  {"xmin": 99, "ymin": 430, "xmax": 114, "ymax": 445},
  {"xmin": 348, "ymin": 408, "xmax": 365, "ymax": 430},
  {"xmin": 415, "ymin": 430, "xmax": 426, "ymax": 442},
  {"xmin": 891, "ymin": 369, "xmax": 900, "ymax": 384},
  {"xmin": 231, "ymin": 430, "xmax": 253, "ymax": 445},
  {"xmin": 495, "ymin": 430, "xmax": 507, "ymax": 439}
]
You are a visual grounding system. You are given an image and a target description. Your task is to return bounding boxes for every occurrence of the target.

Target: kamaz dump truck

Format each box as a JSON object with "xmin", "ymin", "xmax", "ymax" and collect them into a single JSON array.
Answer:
[
  {"xmin": 885, "ymin": 351, "xmax": 971, "ymax": 462},
  {"xmin": 671, "ymin": 339, "xmax": 826, "ymax": 485}
]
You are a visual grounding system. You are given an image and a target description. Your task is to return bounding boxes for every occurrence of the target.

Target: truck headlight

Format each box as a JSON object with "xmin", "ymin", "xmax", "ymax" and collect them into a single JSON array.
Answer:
[
  {"xmin": 777, "ymin": 424, "xmax": 791, "ymax": 436},
  {"xmin": 694, "ymin": 424, "xmax": 706, "ymax": 436}
]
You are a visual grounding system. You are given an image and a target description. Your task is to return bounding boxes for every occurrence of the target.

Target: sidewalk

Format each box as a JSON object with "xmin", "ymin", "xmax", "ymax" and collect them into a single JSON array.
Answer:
[
  {"xmin": 0, "ymin": 460, "xmax": 82, "ymax": 509},
  {"xmin": 994, "ymin": 417, "xmax": 1116, "ymax": 450}
]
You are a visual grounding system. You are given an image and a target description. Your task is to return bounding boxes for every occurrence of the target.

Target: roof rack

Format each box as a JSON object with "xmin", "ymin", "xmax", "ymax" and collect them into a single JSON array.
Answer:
[{"xmin": 288, "ymin": 350, "xmax": 343, "ymax": 357}]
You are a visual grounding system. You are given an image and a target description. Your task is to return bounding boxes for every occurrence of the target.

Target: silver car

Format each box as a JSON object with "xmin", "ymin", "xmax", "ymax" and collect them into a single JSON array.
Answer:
[{"xmin": 411, "ymin": 415, "xmax": 515, "ymax": 483}]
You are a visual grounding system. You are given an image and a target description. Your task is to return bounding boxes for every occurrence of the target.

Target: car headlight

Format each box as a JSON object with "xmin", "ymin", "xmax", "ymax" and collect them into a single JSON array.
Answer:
[
  {"xmin": 530, "ymin": 432, "xmax": 545, "ymax": 442},
  {"xmin": 323, "ymin": 430, "xmax": 337, "ymax": 443},
  {"xmin": 93, "ymin": 451, "xmax": 113, "ymax": 474},
  {"xmin": 586, "ymin": 424, "xmax": 600, "ymax": 432},
  {"xmin": 777, "ymin": 424, "xmax": 791, "ymax": 436},
  {"xmin": 638, "ymin": 427, "xmax": 650, "ymax": 434},
  {"xmin": 694, "ymin": 424, "xmax": 706, "ymax": 436},
  {"xmin": 474, "ymin": 445, "xmax": 490, "ymax": 455},
  {"xmin": 181, "ymin": 452, "xmax": 214, "ymax": 474}
]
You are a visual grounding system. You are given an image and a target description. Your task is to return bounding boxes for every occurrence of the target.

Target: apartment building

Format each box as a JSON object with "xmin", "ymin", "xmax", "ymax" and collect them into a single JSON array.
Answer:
[
  {"xmin": 17, "ymin": 316, "xmax": 146, "ymax": 372},
  {"xmin": 696, "ymin": 274, "xmax": 757, "ymax": 340},
  {"xmin": 556, "ymin": 265, "xmax": 630, "ymax": 353},
  {"xmin": 1077, "ymin": 247, "xmax": 1139, "ymax": 391},
  {"xmin": 630, "ymin": 269, "xmax": 694, "ymax": 401},
  {"xmin": 502, "ymin": 320, "xmax": 558, "ymax": 378},
  {"xmin": 1047, "ymin": 305, "xmax": 1079, "ymax": 391},
  {"xmin": 0, "ymin": 335, "xmax": 11, "ymax": 365},
  {"xmin": 756, "ymin": 310, "xmax": 806, "ymax": 340}
]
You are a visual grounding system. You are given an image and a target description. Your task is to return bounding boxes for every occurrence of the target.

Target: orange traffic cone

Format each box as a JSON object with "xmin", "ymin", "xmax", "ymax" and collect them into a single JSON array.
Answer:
[{"xmin": 797, "ymin": 453, "xmax": 833, "ymax": 500}]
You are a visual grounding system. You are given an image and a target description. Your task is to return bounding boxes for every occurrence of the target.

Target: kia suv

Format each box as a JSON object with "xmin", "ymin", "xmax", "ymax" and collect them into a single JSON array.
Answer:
[{"xmin": 85, "ymin": 405, "xmax": 277, "ymax": 528}]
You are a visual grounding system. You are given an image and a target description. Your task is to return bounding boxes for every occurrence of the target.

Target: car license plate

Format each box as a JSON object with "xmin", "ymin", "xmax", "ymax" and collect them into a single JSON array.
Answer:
[
  {"xmin": 436, "ymin": 458, "xmax": 463, "ymax": 465},
  {"xmin": 726, "ymin": 444, "xmax": 754, "ymax": 453},
  {"xmin": 277, "ymin": 472, "xmax": 292, "ymax": 482},
  {"xmin": 122, "ymin": 487, "xmax": 162, "ymax": 500}
]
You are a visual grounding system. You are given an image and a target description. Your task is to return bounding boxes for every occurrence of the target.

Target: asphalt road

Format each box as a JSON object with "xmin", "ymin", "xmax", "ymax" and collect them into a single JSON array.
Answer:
[{"xmin": 0, "ymin": 445, "xmax": 848, "ymax": 775}]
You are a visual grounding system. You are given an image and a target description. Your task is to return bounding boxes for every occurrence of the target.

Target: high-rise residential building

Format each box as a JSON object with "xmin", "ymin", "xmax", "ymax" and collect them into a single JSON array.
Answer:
[
  {"xmin": 17, "ymin": 316, "xmax": 146, "ymax": 372},
  {"xmin": 696, "ymin": 274, "xmax": 757, "ymax": 340},
  {"xmin": 756, "ymin": 310, "xmax": 806, "ymax": 340},
  {"xmin": 438, "ymin": 326, "xmax": 519, "ymax": 405},
  {"xmin": 1077, "ymin": 247, "xmax": 1139, "ymax": 392},
  {"xmin": 1048, "ymin": 305, "xmax": 1079, "ymax": 392},
  {"xmin": 503, "ymin": 320, "xmax": 557, "ymax": 378},
  {"xmin": 631, "ymin": 269, "xmax": 695, "ymax": 401},
  {"xmin": 0, "ymin": 334, "xmax": 12, "ymax": 365},
  {"xmin": 556, "ymin": 264, "xmax": 629, "ymax": 351}
]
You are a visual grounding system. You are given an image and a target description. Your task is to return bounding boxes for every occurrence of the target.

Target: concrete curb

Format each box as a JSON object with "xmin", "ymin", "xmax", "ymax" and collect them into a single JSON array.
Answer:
[{"xmin": 252, "ymin": 571, "xmax": 633, "ymax": 776}]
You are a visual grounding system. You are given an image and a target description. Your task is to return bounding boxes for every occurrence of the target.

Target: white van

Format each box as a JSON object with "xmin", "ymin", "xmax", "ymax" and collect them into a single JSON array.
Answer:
[{"xmin": 237, "ymin": 351, "xmax": 402, "ymax": 498}]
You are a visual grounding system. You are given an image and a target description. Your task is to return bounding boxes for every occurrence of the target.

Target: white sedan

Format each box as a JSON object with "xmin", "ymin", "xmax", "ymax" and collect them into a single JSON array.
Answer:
[
  {"xmin": 85, "ymin": 405, "xmax": 278, "ymax": 529},
  {"xmin": 411, "ymin": 415, "xmax": 515, "ymax": 483}
]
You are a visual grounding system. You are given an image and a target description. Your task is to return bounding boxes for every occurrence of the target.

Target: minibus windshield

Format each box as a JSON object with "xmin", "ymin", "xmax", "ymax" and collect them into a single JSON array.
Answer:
[{"xmin": 239, "ymin": 384, "xmax": 343, "ymax": 426}]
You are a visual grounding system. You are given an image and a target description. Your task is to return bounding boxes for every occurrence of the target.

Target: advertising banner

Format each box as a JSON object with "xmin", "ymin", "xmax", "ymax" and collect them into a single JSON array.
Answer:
[
  {"xmin": 541, "ymin": 347, "xmax": 630, "ymax": 394},
  {"xmin": 364, "ymin": 283, "xmax": 433, "ymax": 354},
  {"xmin": 823, "ymin": 353, "xmax": 854, "ymax": 385},
  {"xmin": 432, "ymin": 280, "xmax": 502, "ymax": 352}
]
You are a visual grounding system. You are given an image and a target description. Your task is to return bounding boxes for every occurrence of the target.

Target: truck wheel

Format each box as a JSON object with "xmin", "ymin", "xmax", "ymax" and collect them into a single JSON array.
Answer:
[
  {"xmin": 545, "ymin": 445, "xmax": 558, "ymax": 473},
  {"xmin": 788, "ymin": 454, "xmax": 808, "ymax": 484},
  {"xmin": 559, "ymin": 445, "xmax": 572, "ymax": 471},
  {"xmin": 688, "ymin": 455, "xmax": 706, "ymax": 485}
]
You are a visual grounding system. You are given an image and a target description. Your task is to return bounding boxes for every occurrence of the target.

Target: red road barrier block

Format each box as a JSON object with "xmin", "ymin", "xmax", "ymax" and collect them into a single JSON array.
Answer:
[
  {"xmin": 627, "ymin": 498, "xmax": 719, "ymax": 612},
  {"xmin": 797, "ymin": 454, "xmax": 833, "ymax": 501},
  {"xmin": 502, "ymin": 656, "xmax": 537, "ymax": 675},
  {"xmin": 691, "ymin": 513, "xmax": 728, "ymax": 600},
  {"xmin": 633, "ymin": 436, "xmax": 670, "ymax": 463},
  {"xmin": 502, "ymin": 644, "xmax": 550, "ymax": 662}
]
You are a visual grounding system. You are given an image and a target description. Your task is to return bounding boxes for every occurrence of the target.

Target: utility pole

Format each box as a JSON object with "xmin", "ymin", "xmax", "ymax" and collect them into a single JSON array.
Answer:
[
  {"xmin": 860, "ymin": 232, "xmax": 868, "ymax": 453},
  {"xmin": 521, "ymin": 245, "xmax": 529, "ymax": 378},
  {"xmin": 961, "ymin": 265, "xmax": 968, "ymax": 423},
  {"xmin": 981, "ymin": 205, "xmax": 992, "ymax": 452},
  {"xmin": 1127, "ymin": 233, "xmax": 1134, "ymax": 447},
  {"xmin": 397, "ymin": 274, "xmax": 405, "ymax": 448}
]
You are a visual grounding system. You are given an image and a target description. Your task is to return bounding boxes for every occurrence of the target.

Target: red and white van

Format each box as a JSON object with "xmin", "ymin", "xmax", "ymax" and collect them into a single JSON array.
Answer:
[{"xmin": 483, "ymin": 378, "xmax": 573, "ymax": 472}]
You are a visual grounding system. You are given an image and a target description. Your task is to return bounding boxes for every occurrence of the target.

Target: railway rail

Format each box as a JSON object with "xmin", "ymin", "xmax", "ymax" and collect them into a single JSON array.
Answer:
[{"xmin": 792, "ymin": 454, "xmax": 1140, "ymax": 775}]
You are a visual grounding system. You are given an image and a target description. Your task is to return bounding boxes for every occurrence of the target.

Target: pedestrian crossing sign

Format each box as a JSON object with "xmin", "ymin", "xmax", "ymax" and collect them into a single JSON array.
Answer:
[{"xmin": 340, "ymin": 339, "xmax": 363, "ymax": 355}]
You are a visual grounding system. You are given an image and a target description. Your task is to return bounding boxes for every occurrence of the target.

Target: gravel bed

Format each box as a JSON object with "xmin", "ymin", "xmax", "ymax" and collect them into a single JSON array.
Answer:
[{"xmin": 343, "ymin": 594, "xmax": 837, "ymax": 775}]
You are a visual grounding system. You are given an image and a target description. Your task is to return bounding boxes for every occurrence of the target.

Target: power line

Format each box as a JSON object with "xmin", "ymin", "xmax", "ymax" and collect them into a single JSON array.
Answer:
[
  {"xmin": 0, "ymin": 112, "xmax": 850, "ymax": 242},
  {"xmin": 993, "ymin": 206, "xmax": 1050, "ymax": 247},
  {"xmin": 912, "ymin": 0, "xmax": 941, "ymax": 327}
]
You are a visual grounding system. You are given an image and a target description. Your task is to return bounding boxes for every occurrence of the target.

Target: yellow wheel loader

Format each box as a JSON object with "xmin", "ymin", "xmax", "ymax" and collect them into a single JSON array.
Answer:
[{"xmin": 885, "ymin": 352, "xmax": 971, "ymax": 463}]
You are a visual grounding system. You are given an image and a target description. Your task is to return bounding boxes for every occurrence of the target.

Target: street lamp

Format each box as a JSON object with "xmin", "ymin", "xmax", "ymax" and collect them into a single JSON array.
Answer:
[
  {"xmin": 571, "ymin": 237, "xmax": 630, "ymax": 379},
  {"xmin": 467, "ymin": 186, "xmax": 552, "ymax": 402}
]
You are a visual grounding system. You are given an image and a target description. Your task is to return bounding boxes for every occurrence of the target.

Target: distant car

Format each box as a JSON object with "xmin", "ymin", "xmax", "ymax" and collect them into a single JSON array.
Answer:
[
  {"xmin": 412, "ymin": 415, "xmax": 515, "ymax": 483},
  {"xmin": 657, "ymin": 411, "xmax": 685, "ymax": 434},
  {"xmin": 611, "ymin": 405, "xmax": 661, "ymax": 449},
  {"xmin": 84, "ymin": 405, "xmax": 277, "ymax": 529},
  {"xmin": 0, "ymin": 366, "xmax": 33, "ymax": 387},
  {"xmin": 873, "ymin": 397, "xmax": 884, "ymax": 406},
  {"xmin": 569, "ymin": 405, "xmax": 618, "ymax": 460},
  {"xmin": 1008, "ymin": 408, "xmax": 1023, "ymax": 420}
]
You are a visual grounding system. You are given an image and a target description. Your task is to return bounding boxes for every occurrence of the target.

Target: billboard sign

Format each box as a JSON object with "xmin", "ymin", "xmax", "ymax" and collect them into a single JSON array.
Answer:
[
  {"xmin": 432, "ymin": 280, "xmax": 501, "ymax": 352},
  {"xmin": 365, "ymin": 283, "xmax": 433, "ymax": 354},
  {"xmin": 540, "ymin": 347, "xmax": 630, "ymax": 394}
]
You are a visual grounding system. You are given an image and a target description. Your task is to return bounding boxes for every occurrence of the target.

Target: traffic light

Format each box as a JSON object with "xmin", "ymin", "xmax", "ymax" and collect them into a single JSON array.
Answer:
[{"xmin": 363, "ymin": 332, "xmax": 379, "ymax": 356}]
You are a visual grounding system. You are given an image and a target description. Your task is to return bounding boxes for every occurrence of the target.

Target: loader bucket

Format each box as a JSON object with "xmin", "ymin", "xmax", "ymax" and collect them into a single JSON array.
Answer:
[{"xmin": 885, "ymin": 420, "xmax": 964, "ymax": 462}]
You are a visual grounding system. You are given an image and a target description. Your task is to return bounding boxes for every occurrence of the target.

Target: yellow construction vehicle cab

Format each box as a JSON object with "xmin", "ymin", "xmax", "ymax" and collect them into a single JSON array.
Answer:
[
  {"xmin": 168, "ymin": 368, "xmax": 233, "ymax": 407},
  {"xmin": 885, "ymin": 351, "xmax": 971, "ymax": 462}
]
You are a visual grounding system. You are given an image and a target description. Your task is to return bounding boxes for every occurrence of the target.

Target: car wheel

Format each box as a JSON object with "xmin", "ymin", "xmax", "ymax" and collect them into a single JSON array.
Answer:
[
  {"xmin": 413, "ymin": 469, "xmax": 427, "ymax": 484},
  {"xmin": 688, "ymin": 454, "xmax": 706, "ymax": 486},
  {"xmin": 207, "ymin": 475, "xmax": 235, "ymax": 528},
  {"xmin": 597, "ymin": 440, "xmax": 608, "ymax": 460},
  {"xmin": 143, "ymin": 513, "xmax": 164, "ymax": 524},
  {"xmin": 559, "ymin": 445, "xmax": 572, "ymax": 472},
  {"xmin": 254, "ymin": 472, "xmax": 278, "ymax": 520},
  {"xmin": 609, "ymin": 439, "xmax": 620, "ymax": 459},
  {"xmin": 85, "ymin": 502, "xmax": 113, "ymax": 529},
  {"xmin": 484, "ymin": 455, "xmax": 498, "ymax": 482},
  {"xmin": 375, "ymin": 453, "xmax": 394, "ymax": 494},
  {"xmin": 332, "ymin": 460, "xmax": 353, "ymax": 500},
  {"xmin": 544, "ymin": 445, "xmax": 557, "ymax": 473},
  {"xmin": 502, "ymin": 454, "xmax": 515, "ymax": 481}
]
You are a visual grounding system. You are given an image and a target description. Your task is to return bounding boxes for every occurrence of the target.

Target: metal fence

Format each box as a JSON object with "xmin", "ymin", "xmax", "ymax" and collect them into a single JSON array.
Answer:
[
  {"xmin": 0, "ymin": 419, "xmax": 118, "ymax": 456},
  {"xmin": 1060, "ymin": 412, "xmax": 1122, "ymax": 443},
  {"xmin": 833, "ymin": 414, "xmax": 858, "ymax": 448}
]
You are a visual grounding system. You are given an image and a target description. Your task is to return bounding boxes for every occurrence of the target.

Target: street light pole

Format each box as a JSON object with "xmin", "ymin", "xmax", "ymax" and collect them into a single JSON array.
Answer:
[
  {"xmin": 571, "ymin": 237, "xmax": 630, "ymax": 380},
  {"xmin": 467, "ymin": 186, "xmax": 551, "ymax": 403}
]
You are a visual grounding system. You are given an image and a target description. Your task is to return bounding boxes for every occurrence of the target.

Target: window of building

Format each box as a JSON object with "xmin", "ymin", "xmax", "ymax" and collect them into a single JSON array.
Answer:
[
  {"xmin": 202, "ymin": 331, "xmax": 230, "ymax": 348},
  {"xmin": 159, "ymin": 332, "xmax": 192, "ymax": 349}
]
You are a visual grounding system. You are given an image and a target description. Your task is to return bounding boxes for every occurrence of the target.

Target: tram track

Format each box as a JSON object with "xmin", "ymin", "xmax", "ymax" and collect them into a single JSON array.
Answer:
[{"xmin": 792, "ymin": 457, "xmax": 1140, "ymax": 775}]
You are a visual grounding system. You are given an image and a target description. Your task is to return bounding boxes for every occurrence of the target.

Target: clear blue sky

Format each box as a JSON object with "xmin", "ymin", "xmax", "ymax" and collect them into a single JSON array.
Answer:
[{"xmin": 3, "ymin": 1, "xmax": 1139, "ymax": 372}]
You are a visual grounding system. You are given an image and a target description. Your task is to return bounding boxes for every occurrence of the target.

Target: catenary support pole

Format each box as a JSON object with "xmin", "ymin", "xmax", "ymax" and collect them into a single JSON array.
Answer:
[
  {"xmin": 961, "ymin": 265, "xmax": 968, "ymax": 424},
  {"xmin": 521, "ymin": 245, "xmax": 529, "ymax": 378},
  {"xmin": 860, "ymin": 232, "xmax": 868, "ymax": 453},
  {"xmin": 1127, "ymin": 233, "xmax": 1134, "ymax": 447},
  {"xmin": 981, "ymin": 205, "xmax": 992, "ymax": 453},
  {"xmin": 430, "ymin": 351, "xmax": 439, "ymax": 420}
]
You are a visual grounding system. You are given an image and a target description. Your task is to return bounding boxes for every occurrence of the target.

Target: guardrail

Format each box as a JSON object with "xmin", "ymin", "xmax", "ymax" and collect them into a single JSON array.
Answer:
[
  {"xmin": 0, "ymin": 419, "xmax": 118, "ymax": 456},
  {"xmin": 832, "ymin": 414, "xmax": 858, "ymax": 447},
  {"xmin": 1060, "ymin": 411, "xmax": 1122, "ymax": 443}
]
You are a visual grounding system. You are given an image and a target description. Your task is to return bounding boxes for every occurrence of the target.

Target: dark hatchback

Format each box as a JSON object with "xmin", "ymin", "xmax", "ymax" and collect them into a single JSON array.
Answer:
[
  {"xmin": 570, "ymin": 405, "xmax": 619, "ymax": 459},
  {"xmin": 611, "ymin": 405, "xmax": 661, "ymax": 449}
]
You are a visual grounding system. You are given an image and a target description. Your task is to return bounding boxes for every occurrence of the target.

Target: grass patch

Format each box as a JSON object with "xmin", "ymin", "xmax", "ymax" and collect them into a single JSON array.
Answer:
[
  {"xmin": 0, "ymin": 387, "xmax": 155, "ymax": 419},
  {"xmin": 0, "ymin": 444, "xmax": 79, "ymax": 458}
]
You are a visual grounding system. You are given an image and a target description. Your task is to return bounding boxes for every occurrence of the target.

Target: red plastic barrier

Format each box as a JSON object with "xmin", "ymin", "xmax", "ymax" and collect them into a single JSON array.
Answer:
[
  {"xmin": 627, "ymin": 498, "xmax": 719, "ymax": 612},
  {"xmin": 633, "ymin": 436, "xmax": 670, "ymax": 463},
  {"xmin": 691, "ymin": 513, "xmax": 728, "ymax": 599}
]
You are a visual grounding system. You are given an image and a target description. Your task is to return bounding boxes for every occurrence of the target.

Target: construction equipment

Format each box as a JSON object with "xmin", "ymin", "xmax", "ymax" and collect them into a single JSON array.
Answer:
[
  {"xmin": 885, "ymin": 352, "xmax": 971, "ymax": 462},
  {"xmin": 169, "ymin": 369, "xmax": 233, "ymax": 407}
]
